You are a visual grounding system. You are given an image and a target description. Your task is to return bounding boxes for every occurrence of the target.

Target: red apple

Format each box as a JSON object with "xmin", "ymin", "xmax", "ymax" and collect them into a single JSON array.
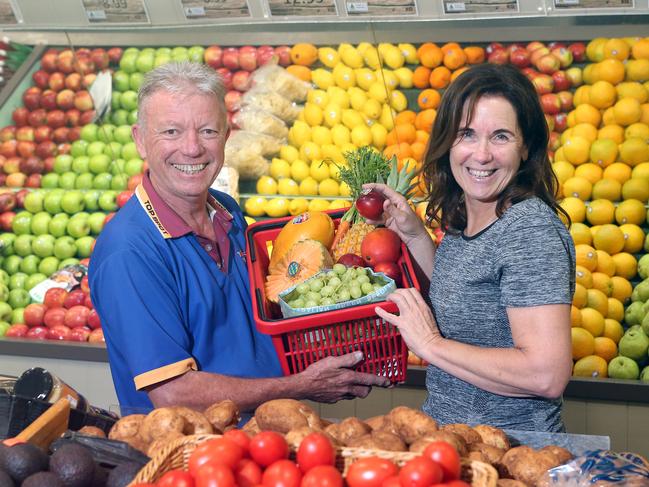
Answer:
[
  {"xmin": 15, "ymin": 188, "xmax": 29, "ymax": 208},
  {"xmin": 27, "ymin": 110, "xmax": 47, "ymax": 128},
  {"xmin": 22, "ymin": 87, "xmax": 42, "ymax": 110},
  {"xmin": 79, "ymin": 110, "xmax": 96, "ymax": 125},
  {"xmin": 530, "ymin": 47, "xmax": 551, "ymax": 65},
  {"xmin": 40, "ymin": 52, "xmax": 58, "ymax": 72},
  {"xmin": 56, "ymin": 50, "xmax": 75, "ymax": 74},
  {"xmin": 373, "ymin": 261, "xmax": 402, "ymax": 286},
  {"xmin": 40, "ymin": 89, "xmax": 58, "ymax": 110},
  {"xmin": 222, "ymin": 47, "xmax": 239, "ymax": 70},
  {"xmin": 548, "ymin": 131, "xmax": 561, "ymax": 151},
  {"xmin": 0, "ymin": 126, "xmax": 16, "ymax": 142},
  {"xmin": 0, "ymin": 211, "xmax": 16, "ymax": 231},
  {"xmin": 568, "ymin": 42, "xmax": 586, "ymax": 63},
  {"xmin": 5, "ymin": 323, "xmax": 28, "ymax": 338},
  {"xmin": 43, "ymin": 307, "xmax": 66, "ymax": 328},
  {"xmin": 25, "ymin": 173, "xmax": 41, "ymax": 188},
  {"xmin": 47, "ymin": 325, "xmax": 72, "ymax": 341},
  {"xmin": 17, "ymin": 140, "xmax": 36, "ymax": 158},
  {"xmin": 531, "ymin": 74, "xmax": 554, "ymax": 95},
  {"xmin": 550, "ymin": 47, "xmax": 573, "ymax": 69},
  {"xmin": 83, "ymin": 294, "xmax": 93, "ymax": 309},
  {"xmin": 74, "ymin": 55, "xmax": 95, "ymax": 76},
  {"xmin": 57, "ymin": 142, "xmax": 71, "ymax": 155},
  {"xmin": 6, "ymin": 173, "xmax": 26, "ymax": 188},
  {"xmin": 16, "ymin": 126, "xmax": 35, "ymax": 141},
  {"xmin": 69, "ymin": 326, "xmax": 91, "ymax": 342},
  {"xmin": 554, "ymin": 112, "xmax": 568, "ymax": 133},
  {"xmin": 257, "ymin": 45, "xmax": 276, "ymax": 66},
  {"xmin": 88, "ymin": 328, "xmax": 104, "ymax": 343},
  {"xmin": 82, "ymin": 73, "xmax": 97, "ymax": 89},
  {"xmin": 26, "ymin": 327, "xmax": 49, "ymax": 340},
  {"xmin": 506, "ymin": 43, "xmax": 526, "ymax": 55},
  {"xmin": 509, "ymin": 49, "xmax": 531, "ymax": 68},
  {"xmin": 63, "ymin": 289, "xmax": 86, "ymax": 309},
  {"xmin": 231, "ymin": 71, "xmax": 251, "ymax": 92},
  {"xmin": 64, "ymin": 305, "xmax": 90, "ymax": 328},
  {"xmin": 238, "ymin": 46, "xmax": 258, "ymax": 72},
  {"xmin": 526, "ymin": 41, "xmax": 546, "ymax": 53},
  {"xmin": 360, "ymin": 228, "xmax": 402, "ymax": 266},
  {"xmin": 557, "ymin": 91, "xmax": 573, "ymax": 112},
  {"xmin": 52, "ymin": 127, "xmax": 70, "ymax": 143},
  {"xmin": 48, "ymin": 72, "xmax": 65, "ymax": 91},
  {"xmin": 87, "ymin": 310, "xmax": 101, "ymax": 330},
  {"xmin": 540, "ymin": 93, "xmax": 561, "ymax": 115},
  {"xmin": 44, "ymin": 287, "xmax": 69, "ymax": 309},
  {"xmin": 3, "ymin": 155, "xmax": 21, "ymax": 173},
  {"xmin": 566, "ymin": 67, "xmax": 583, "ymax": 88},
  {"xmin": 551, "ymin": 71, "xmax": 571, "ymax": 92},
  {"xmin": 80, "ymin": 275, "xmax": 90, "ymax": 294},
  {"xmin": 224, "ymin": 90, "xmax": 242, "ymax": 112},
  {"xmin": 0, "ymin": 193, "xmax": 16, "ymax": 212},
  {"xmin": 487, "ymin": 49, "xmax": 509, "ymax": 65},
  {"xmin": 74, "ymin": 91, "xmax": 94, "ymax": 112},
  {"xmin": 20, "ymin": 155, "xmax": 45, "ymax": 174},
  {"xmin": 0, "ymin": 140, "xmax": 17, "ymax": 158},
  {"xmin": 116, "ymin": 190, "xmax": 133, "ymax": 208},
  {"xmin": 44, "ymin": 156, "xmax": 55, "ymax": 172},
  {"xmin": 204, "ymin": 45, "xmax": 223, "ymax": 69},
  {"xmin": 127, "ymin": 173, "xmax": 143, "ymax": 191},
  {"xmin": 485, "ymin": 42, "xmax": 504, "ymax": 55},
  {"xmin": 67, "ymin": 127, "xmax": 81, "ymax": 142},
  {"xmin": 337, "ymin": 253, "xmax": 365, "ymax": 267},
  {"xmin": 34, "ymin": 125, "xmax": 52, "ymax": 143},
  {"xmin": 548, "ymin": 41, "xmax": 566, "ymax": 50},
  {"xmin": 274, "ymin": 46, "xmax": 291, "ymax": 67},
  {"xmin": 107, "ymin": 47, "xmax": 123, "ymax": 64},
  {"xmin": 535, "ymin": 54, "xmax": 560, "ymax": 74},
  {"xmin": 90, "ymin": 48, "xmax": 110, "ymax": 70},
  {"xmin": 64, "ymin": 72, "xmax": 82, "ymax": 91},
  {"xmin": 12, "ymin": 107, "xmax": 29, "ymax": 127},
  {"xmin": 24, "ymin": 303, "xmax": 47, "ymax": 327},
  {"xmin": 216, "ymin": 68, "xmax": 233, "ymax": 91},
  {"xmin": 35, "ymin": 141, "xmax": 57, "ymax": 159}
]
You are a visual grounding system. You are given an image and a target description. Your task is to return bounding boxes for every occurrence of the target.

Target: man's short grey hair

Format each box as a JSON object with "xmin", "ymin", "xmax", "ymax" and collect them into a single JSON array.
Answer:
[{"xmin": 137, "ymin": 61, "xmax": 226, "ymax": 126}]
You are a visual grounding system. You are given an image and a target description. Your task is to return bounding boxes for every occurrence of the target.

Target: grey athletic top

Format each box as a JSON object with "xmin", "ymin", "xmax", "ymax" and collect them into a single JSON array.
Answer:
[{"xmin": 422, "ymin": 197, "xmax": 575, "ymax": 432}]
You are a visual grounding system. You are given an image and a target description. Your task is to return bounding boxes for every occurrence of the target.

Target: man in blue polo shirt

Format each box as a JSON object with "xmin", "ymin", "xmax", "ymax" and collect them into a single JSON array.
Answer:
[{"xmin": 89, "ymin": 61, "xmax": 389, "ymax": 413}]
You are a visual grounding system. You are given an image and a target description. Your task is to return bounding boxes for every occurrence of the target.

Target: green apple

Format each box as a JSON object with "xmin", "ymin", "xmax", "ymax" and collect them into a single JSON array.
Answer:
[
  {"xmin": 114, "ymin": 125, "xmax": 133, "ymax": 145},
  {"xmin": 23, "ymin": 191, "xmax": 45, "ymax": 213},
  {"xmin": 39, "ymin": 256, "xmax": 59, "ymax": 276},
  {"xmin": 84, "ymin": 190, "xmax": 101, "ymax": 211},
  {"xmin": 111, "ymin": 174, "xmax": 129, "ymax": 191},
  {"xmin": 8, "ymin": 288, "xmax": 30, "ymax": 308},
  {"xmin": 10, "ymin": 307, "xmax": 24, "ymax": 324},
  {"xmin": 135, "ymin": 54, "xmax": 154, "ymax": 73},
  {"xmin": 110, "ymin": 159, "xmax": 126, "ymax": 176},
  {"xmin": 127, "ymin": 110, "xmax": 138, "ymax": 125},
  {"xmin": 111, "ymin": 91, "xmax": 122, "ymax": 111},
  {"xmin": 0, "ymin": 301, "xmax": 11, "ymax": 321},
  {"xmin": 188, "ymin": 45, "xmax": 205, "ymax": 62},
  {"xmin": 40, "ymin": 173, "xmax": 60, "ymax": 189},
  {"xmin": 171, "ymin": 46, "xmax": 189, "ymax": 60},
  {"xmin": 129, "ymin": 72, "xmax": 144, "ymax": 91},
  {"xmin": 48, "ymin": 213, "xmax": 69, "ymax": 237},
  {"xmin": 59, "ymin": 172, "xmax": 78, "ymax": 190},
  {"xmin": 75, "ymin": 236, "xmax": 95, "ymax": 258},
  {"xmin": 112, "ymin": 70, "xmax": 130, "ymax": 92},
  {"xmin": 119, "ymin": 53, "xmax": 138, "ymax": 74},
  {"xmin": 121, "ymin": 142, "xmax": 140, "ymax": 161},
  {"xmin": 70, "ymin": 139, "xmax": 89, "ymax": 157},
  {"xmin": 98, "ymin": 191, "xmax": 118, "ymax": 212},
  {"xmin": 13, "ymin": 234, "xmax": 34, "ymax": 257},
  {"xmin": 93, "ymin": 172, "xmax": 113, "ymax": 190},
  {"xmin": 111, "ymin": 109, "xmax": 129, "ymax": 126},
  {"xmin": 0, "ymin": 234, "xmax": 16, "ymax": 256},
  {"xmin": 53, "ymin": 154, "xmax": 73, "ymax": 174},
  {"xmin": 97, "ymin": 124, "xmax": 115, "ymax": 143},
  {"xmin": 8, "ymin": 272, "xmax": 27, "ymax": 290},
  {"xmin": 608, "ymin": 356, "xmax": 640, "ymax": 380},
  {"xmin": 19, "ymin": 255, "xmax": 41, "ymax": 275},
  {"xmin": 58, "ymin": 257, "xmax": 80, "ymax": 270},
  {"xmin": 0, "ymin": 320, "xmax": 10, "ymax": 336},
  {"xmin": 124, "ymin": 158, "xmax": 144, "ymax": 176},
  {"xmin": 72, "ymin": 155, "xmax": 91, "ymax": 174},
  {"xmin": 30, "ymin": 212, "xmax": 52, "ymax": 236},
  {"xmin": 141, "ymin": 47, "xmax": 155, "ymax": 56},
  {"xmin": 66, "ymin": 217, "xmax": 90, "ymax": 238},
  {"xmin": 88, "ymin": 212, "xmax": 107, "ymax": 235},
  {"xmin": 156, "ymin": 47, "xmax": 171, "ymax": 56},
  {"xmin": 24, "ymin": 273, "xmax": 46, "ymax": 291},
  {"xmin": 44, "ymin": 189, "xmax": 65, "ymax": 214},
  {"xmin": 60, "ymin": 191, "xmax": 86, "ymax": 214},
  {"xmin": 87, "ymin": 141, "xmax": 107, "ymax": 157},
  {"xmin": 12, "ymin": 212, "xmax": 33, "ymax": 236},
  {"xmin": 154, "ymin": 55, "xmax": 171, "ymax": 68},
  {"xmin": 75, "ymin": 173, "xmax": 94, "ymax": 190},
  {"xmin": 123, "ymin": 47, "xmax": 140, "ymax": 56},
  {"xmin": 89, "ymin": 154, "xmax": 112, "ymax": 174},
  {"xmin": 33, "ymin": 234, "xmax": 56, "ymax": 258},
  {"xmin": 54, "ymin": 236, "xmax": 77, "ymax": 260},
  {"xmin": 120, "ymin": 90, "xmax": 138, "ymax": 111},
  {"xmin": 3, "ymin": 255, "xmax": 22, "ymax": 275},
  {"xmin": 0, "ymin": 269, "xmax": 9, "ymax": 285},
  {"xmin": 80, "ymin": 123, "xmax": 99, "ymax": 143},
  {"xmin": 619, "ymin": 328, "xmax": 649, "ymax": 361},
  {"xmin": 105, "ymin": 142, "xmax": 123, "ymax": 159},
  {"xmin": 641, "ymin": 365, "xmax": 649, "ymax": 383}
]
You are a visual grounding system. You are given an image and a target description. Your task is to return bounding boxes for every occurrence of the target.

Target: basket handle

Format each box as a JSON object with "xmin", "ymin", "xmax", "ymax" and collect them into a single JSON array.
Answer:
[{"xmin": 246, "ymin": 218, "xmax": 289, "ymax": 264}]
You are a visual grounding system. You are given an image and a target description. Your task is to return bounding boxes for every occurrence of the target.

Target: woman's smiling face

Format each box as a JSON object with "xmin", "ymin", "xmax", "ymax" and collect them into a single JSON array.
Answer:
[{"xmin": 449, "ymin": 95, "xmax": 528, "ymax": 207}]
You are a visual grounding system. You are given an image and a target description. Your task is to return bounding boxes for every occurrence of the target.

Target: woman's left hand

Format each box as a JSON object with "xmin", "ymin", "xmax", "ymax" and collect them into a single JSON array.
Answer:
[{"xmin": 374, "ymin": 288, "xmax": 442, "ymax": 360}]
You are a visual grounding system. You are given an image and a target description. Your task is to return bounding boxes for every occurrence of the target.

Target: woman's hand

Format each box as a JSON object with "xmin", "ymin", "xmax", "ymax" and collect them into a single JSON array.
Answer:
[
  {"xmin": 362, "ymin": 183, "xmax": 427, "ymax": 246},
  {"xmin": 374, "ymin": 288, "xmax": 443, "ymax": 360}
]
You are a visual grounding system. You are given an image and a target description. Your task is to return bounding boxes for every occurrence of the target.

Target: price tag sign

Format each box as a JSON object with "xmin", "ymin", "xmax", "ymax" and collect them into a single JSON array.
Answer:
[
  {"xmin": 554, "ymin": 0, "xmax": 632, "ymax": 8},
  {"xmin": 181, "ymin": 0, "xmax": 250, "ymax": 19},
  {"xmin": 346, "ymin": 0, "xmax": 417, "ymax": 15},
  {"xmin": 266, "ymin": 0, "xmax": 337, "ymax": 17},
  {"xmin": 443, "ymin": 0, "xmax": 517, "ymax": 13},
  {"xmin": 81, "ymin": 0, "xmax": 149, "ymax": 24},
  {"xmin": 0, "ymin": 0, "xmax": 19, "ymax": 24}
]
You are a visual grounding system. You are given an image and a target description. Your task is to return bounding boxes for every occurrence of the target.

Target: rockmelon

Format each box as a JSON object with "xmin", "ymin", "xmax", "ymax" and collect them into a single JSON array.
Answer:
[
  {"xmin": 265, "ymin": 239, "xmax": 333, "ymax": 303},
  {"xmin": 268, "ymin": 211, "xmax": 335, "ymax": 270}
]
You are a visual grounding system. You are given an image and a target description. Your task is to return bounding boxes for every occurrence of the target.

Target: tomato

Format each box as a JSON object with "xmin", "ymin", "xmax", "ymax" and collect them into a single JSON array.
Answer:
[
  {"xmin": 249, "ymin": 431, "xmax": 289, "ymax": 467},
  {"xmin": 360, "ymin": 228, "xmax": 401, "ymax": 266},
  {"xmin": 188, "ymin": 438, "xmax": 244, "ymax": 476},
  {"xmin": 346, "ymin": 457, "xmax": 399, "ymax": 487},
  {"xmin": 296, "ymin": 432, "xmax": 336, "ymax": 473},
  {"xmin": 300, "ymin": 465, "xmax": 343, "ymax": 487},
  {"xmin": 223, "ymin": 429, "xmax": 251, "ymax": 456},
  {"xmin": 398, "ymin": 456, "xmax": 442, "ymax": 487},
  {"xmin": 443, "ymin": 481, "xmax": 470, "ymax": 487},
  {"xmin": 262, "ymin": 459, "xmax": 302, "ymax": 487},
  {"xmin": 131, "ymin": 484, "xmax": 155, "ymax": 487},
  {"xmin": 194, "ymin": 462, "xmax": 236, "ymax": 487},
  {"xmin": 356, "ymin": 190, "xmax": 386, "ymax": 220},
  {"xmin": 157, "ymin": 469, "xmax": 195, "ymax": 487},
  {"xmin": 422, "ymin": 442, "xmax": 461, "ymax": 482},
  {"xmin": 380, "ymin": 476, "xmax": 400, "ymax": 487},
  {"xmin": 235, "ymin": 458, "xmax": 263, "ymax": 487}
]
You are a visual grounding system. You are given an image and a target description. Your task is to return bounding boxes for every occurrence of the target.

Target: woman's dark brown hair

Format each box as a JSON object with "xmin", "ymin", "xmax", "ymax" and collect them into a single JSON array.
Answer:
[{"xmin": 423, "ymin": 63, "xmax": 569, "ymax": 232}]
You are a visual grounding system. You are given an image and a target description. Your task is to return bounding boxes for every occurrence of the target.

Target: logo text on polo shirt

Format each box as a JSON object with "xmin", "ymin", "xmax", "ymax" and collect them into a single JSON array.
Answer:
[{"xmin": 135, "ymin": 184, "xmax": 172, "ymax": 239}]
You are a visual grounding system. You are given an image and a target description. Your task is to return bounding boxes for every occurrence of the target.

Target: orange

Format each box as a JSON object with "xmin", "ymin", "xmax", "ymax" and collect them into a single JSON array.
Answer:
[
  {"xmin": 597, "ymin": 58, "xmax": 626, "ymax": 85},
  {"xmin": 591, "ymin": 272, "xmax": 613, "ymax": 297},
  {"xmin": 631, "ymin": 38, "xmax": 649, "ymax": 59},
  {"xmin": 463, "ymin": 46, "xmax": 485, "ymax": 64},
  {"xmin": 415, "ymin": 130, "xmax": 429, "ymax": 144},
  {"xmin": 443, "ymin": 47, "xmax": 467, "ymax": 70},
  {"xmin": 571, "ymin": 305, "xmax": 582, "ymax": 327},
  {"xmin": 415, "ymin": 109, "xmax": 437, "ymax": 133},
  {"xmin": 575, "ymin": 244, "xmax": 598, "ymax": 271},
  {"xmin": 286, "ymin": 65, "xmax": 312, "ymax": 82},
  {"xmin": 610, "ymin": 276, "xmax": 633, "ymax": 302},
  {"xmin": 573, "ymin": 354, "xmax": 608, "ymax": 378},
  {"xmin": 429, "ymin": 66, "xmax": 452, "ymax": 89},
  {"xmin": 598, "ymin": 125, "xmax": 625, "ymax": 144},
  {"xmin": 450, "ymin": 67, "xmax": 469, "ymax": 82},
  {"xmin": 603, "ymin": 38, "xmax": 630, "ymax": 61},
  {"xmin": 593, "ymin": 336, "xmax": 618, "ymax": 362},
  {"xmin": 417, "ymin": 89, "xmax": 441, "ymax": 110},
  {"xmin": 586, "ymin": 200, "xmax": 616, "ymax": 226},
  {"xmin": 417, "ymin": 43, "xmax": 443, "ymax": 68},
  {"xmin": 561, "ymin": 197, "xmax": 587, "ymax": 223},
  {"xmin": 586, "ymin": 289, "xmax": 609, "ymax": 317},
  {"xmin": 290, "ymin": 43, "xmax": 318, "ymax": 66},
  {"xmin": 606, "ymin": 298, "xmax": 624, "ymax": 322},
  {"xmin": 589, "ymin": 80, "xmax": 617, "ymax": 109},
  {"xmin": 393, "ymin": 124, "xmax": 417, "ymax": 144},
  {"xmin": 603, "ymin": 318, "xmax": 624, "ymax": 343},
  {"xmin": 574, "ymin": 104, "xmax": 602, "ymax": 127},
  {"xmin": 441, "ymin": 42, "xmax": 462, "ymax": 55},
  {"xmin": 591, "ymin": 223, "xmax": 624, "ymax": 253},
  {"xmin": 613, "ymin": 97, "xmax": 642, "ymax": 126},
  {"xmin": 595, "ymin": 250, "xmax": 616, "ymax": 277},
  {"xmin": 619, "ymin": 223, "xmax": 645, "ymax": 253},
  {"xmin": 571, "ymin": 327, "xmax": 596, "ymax": 359},
  {"xmin": 410, "ymin": 141, "xmax": 427, "ymax": 162},
  {"xmin": 575, "ymin": 163, "xmax": 603, "ymax": 184},
  {"xmin": 611, "ymin": 252, "xmax": 637, "ymax": 279},
  {"xmin": 562, "ymin": 177, "xmax": 592, "ymax": 200},
  {"xmin": 622, "ymin": 177, "xmax": 649, "ymax": 200},
  {"xmin": 614, "ymin": 198, "xmax": 645, "ymax": 225},
  {"xmin": 412, "ymin": 66, "xmax": 431, "ymax": 89},
  {"xmin": 570, "ymin": 222, "xmax": 592, "ymax": 245},
  {"xmin": 573, "ymin": 282, "xmax": 587, "ymax": 308},
  {"xmin": 383, "ymin": 142, "xmax": 413, "ymax": 160},
  {"xmin": 572, "ymin": 123, "xmax": 599, "ymax": 143},
  {"xmin": 591, "ymin": 179, "xmax": 622, "ymax": 201},
  {"xmin": 603, "ymin": 162, "xmax": 632, "ymax": 185},
  {"xmin": 580, "ymin": 306, "xmax": 606, "ymax": 336},
  {"xmin": 575, "ymin": 265, "xmax": 593, "ymax": 288},
  {"xmin": 394, "ymin": 110, "xmax": 416, "ymax": 126}
]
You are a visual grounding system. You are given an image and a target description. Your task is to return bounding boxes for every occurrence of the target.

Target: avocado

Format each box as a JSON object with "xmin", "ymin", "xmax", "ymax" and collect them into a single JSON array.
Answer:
[
  {"xmin": 106, "ymin": 462, "xmax": 142, "ymax": 487},
  {"xmin": 49, "ymin": 444, "xmax": 95, "ymax": 487},
  {"xmin": 2, "ymin": 443, "xmax": 47, "ymax": 483},
  {"xmin": 90, "ymin": 464, "xmax": 108, "ymax": 487},
  {"xmin": 0, "ymin": 442, "xmax": 9, "ymax": 470},
  {"xmin": 0, "ymin": 470, "xmax": 14, "ymax": 487},
  {"xmin": 22, "ymin": 471, "xmax": 64, "ymax": 487}
]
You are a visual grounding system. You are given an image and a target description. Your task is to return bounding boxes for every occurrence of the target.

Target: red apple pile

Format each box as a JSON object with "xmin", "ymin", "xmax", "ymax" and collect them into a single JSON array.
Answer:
[
  {"xmin": 4, "ymin": 275, "xmax": 104, "ymax": 343},
  {"xmin": 203, "ymin": 45, "xmax": 291, "ymax": 124},
  {"xmin": 0, "ymin": 47, "xmax": 121, "ymax": 189}
]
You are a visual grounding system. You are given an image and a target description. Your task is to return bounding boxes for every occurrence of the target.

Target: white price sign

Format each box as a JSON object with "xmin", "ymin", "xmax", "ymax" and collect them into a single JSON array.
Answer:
[
  {"xmin": 181, "ymin": 0, "xmax": 250, "ymax": 19},
  {"xmin": 81, "ymin": 0, "xmax": 149, "ymax": 24},
  {"xmin": 346, "ymin": 0, "xmax": 417, "ymax": 15},
  {"xmin": 0, "ymin": 0, "xmax": 19, "ymax": 24},
  {"xmin": 554, "ymin": 0, "xmax": 631, "ymax": 8},
  {"xmin": 443, "ymin": 0, "xmax": 517, "ymax": 13},
  {"xmin": 266, "ymin": 0, "xmax": 337, "ymax": 17}
]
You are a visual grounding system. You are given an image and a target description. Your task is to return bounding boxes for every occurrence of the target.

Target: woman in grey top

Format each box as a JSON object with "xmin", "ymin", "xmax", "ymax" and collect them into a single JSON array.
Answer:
[{"xmin": 368, "ymin": 63, "xmax": 576, "ymax": 432}]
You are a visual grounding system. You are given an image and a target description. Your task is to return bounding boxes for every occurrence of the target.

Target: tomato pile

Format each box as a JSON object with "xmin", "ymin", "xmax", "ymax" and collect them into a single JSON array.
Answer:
[{"xmin": 131, "ymin": 430, "xmax": 470, "ymax": 487}]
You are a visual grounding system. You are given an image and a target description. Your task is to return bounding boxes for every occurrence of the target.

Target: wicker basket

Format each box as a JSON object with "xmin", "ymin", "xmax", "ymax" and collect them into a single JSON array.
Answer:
[{"xmin": 130, "ymin": 434, "xmax": 498, "ymax": 487}]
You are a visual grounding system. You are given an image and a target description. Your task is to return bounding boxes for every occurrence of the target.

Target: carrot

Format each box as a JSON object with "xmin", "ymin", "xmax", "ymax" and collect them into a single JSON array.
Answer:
[{"xmin": 331, "ymin": 218, "xmax": 350, "ymax": 253}]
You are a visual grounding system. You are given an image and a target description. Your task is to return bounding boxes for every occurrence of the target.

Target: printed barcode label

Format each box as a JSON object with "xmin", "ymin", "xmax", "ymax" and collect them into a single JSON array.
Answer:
[
  {"xmin": 446, "ymin": 2, "xmax": 466, "ymax": 11},
  {"xmin": 184, "ymin": 6, "xmax": 205, "ymax": 16},
  {"xmin": 347, "ymin": 2, "xmax": 369, "ymax": 12},
  {"xmin": 86, "ymin": 9, "xmax": 107, "ymax": 19}
]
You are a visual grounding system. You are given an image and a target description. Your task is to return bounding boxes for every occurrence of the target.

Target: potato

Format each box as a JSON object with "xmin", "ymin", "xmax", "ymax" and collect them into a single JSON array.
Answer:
[
  {"xmin": 508, "ymin": 450, "xmax": 557, "ymax": 486},
  {"xmin": 364, "ymin": 416, "xmax": 386, "ymax": 431},
  {"xmin": 140, "ymin": 408, "xmax": 185, "ymax": 442},
  {"xmin": 255, "ymin": 399, "xmax": 321, "ymax": 433},
  {"xmin": 204, "ymin": 400, "xmax": 240, "ymax": 433},
  {"xmin": 388, "ymin": 406, "xmax": 438, "ymax": 444},
  {"xmin": 285, "ymin": 427, "xmax": 339, "ymax": 450},
  {"xmin": 242, "ymin": 417, "xmax": 261, "ymax": 435},
  {"xmin": 173, "ymin": 407, "xmax": 213, "ymax": 435},
  {"xmin": 147, "ymin": 432, "xmax": 184, "ymax": 458},
  {"xmin": 539, "ymin": 445, "xmax": 572, "ymax": 465},
  {"xmin": 473, "ymin": 424, "xmax": 511, "ymax": 450},
  {"xmin": 408, "ymin": 431, "xmax": 467, "ymax": 457},
  {"xmin": 467, "ymin": 451, "xmax": 489, "ymax": 463},
  {"xmin": 496, "ymin": 480, "xmax": 527, "ymax": 487},
  {"xmin": 498, "ymin": 445, "xmax": 535, "ymax": 479},
  {"xmin": 325, "ymin": 417, "xmax": 371, "ymax": 446},
  {"xmin": 347, "ymin": 431, "xmax": 407, "ymax": 452},
  {"xmin": 122, "ymin": 435, "xmax": 150, "ymax": 454},
  {"xmin": 108, "ymin": 414, "xmax": 146, "ymax": 441},
  {"xmin": 469, "ymin": 442, "xmax": 506, "ymax": 464},
  {"xmin": 78, "ymin": 426, "xmax": 106, "ymax": 438},
  {"xmin": 440, "ymin": 423, "xmax": 482, "ymax": 444}
]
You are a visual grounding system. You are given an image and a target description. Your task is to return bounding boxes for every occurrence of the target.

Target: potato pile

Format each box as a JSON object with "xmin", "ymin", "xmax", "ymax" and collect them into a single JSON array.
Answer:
[{"xmin": 107, "ymin": 400, "xmax": 240, "ymax": 457}]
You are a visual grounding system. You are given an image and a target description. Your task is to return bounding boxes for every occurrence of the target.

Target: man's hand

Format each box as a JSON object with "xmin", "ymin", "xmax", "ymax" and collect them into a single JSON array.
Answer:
[{"xmin": 298, "ymin": 352, "xmax": 391, "ymax": 403}]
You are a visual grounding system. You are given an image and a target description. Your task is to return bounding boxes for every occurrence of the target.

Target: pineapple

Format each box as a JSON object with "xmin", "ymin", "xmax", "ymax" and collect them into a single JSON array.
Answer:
[{"xmin": 333, "ymin": 221, "xmax": 375, "ymax": 261}]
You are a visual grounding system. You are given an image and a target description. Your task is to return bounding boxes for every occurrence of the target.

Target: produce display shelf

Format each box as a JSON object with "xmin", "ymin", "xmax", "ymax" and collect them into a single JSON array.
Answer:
[
  {"xmin": 404, "ymin": 366, "xmax": 649, "ymax": 404},
  {"xmin": 0, "ymin": 338, "xmax": 108, "ymax": 363}
]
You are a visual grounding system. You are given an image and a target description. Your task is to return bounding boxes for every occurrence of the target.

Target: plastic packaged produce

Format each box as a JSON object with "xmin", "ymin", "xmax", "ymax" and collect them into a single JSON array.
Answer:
[
  {"xmin": 232, "ymin": 107, "xmax": 288, "ymax": 140},
  {"xmin": 241, "ymin": 86, "xmax": 301, "ymax": 123},
  {"xmin": 251, "ymin": 63, "xmax": 310, "ymax": 102},
  {"xmin": 210, "ymin": 165, "xmax": 240, "ymax": 202},
  {"xmin": 225, "ymin": 130, "xmax": 280, "ymax": 179}
]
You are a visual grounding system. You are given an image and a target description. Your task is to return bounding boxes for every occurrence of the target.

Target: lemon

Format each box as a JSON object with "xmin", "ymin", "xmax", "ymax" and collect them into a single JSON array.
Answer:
[
  {"xmin": 341, "ymin": 47, "xmax": 364, "ymax": 68},
  {"xmin": 351, "ymin": 125, "xmax": 373, "ymax": 147},
  {"xmin": 311, "ymin": 126, "xmax": 332, "ymax": 146},
  {"xmin": 318, "ymin": 178, "xmax": 340, "ymax": 197},
  {"xmin": 331, "ymin": 124, "xmax": 351, "ymax": 146},
  {"xmin": 376, "ymin": 69, "xmax": 399, "ymax": 90},
  {"xmin": 264, "ymin": 198, "xmax": 289, "ymax": 218},
  {"xmin": 256, "ymin": 175, "xmax": 278, "ymax": 195},
  {"xmin": 307, "ymin": 89, "xmax": 329, "ymax": 108},
  {"xmin": 393, "ymin": 67, "xmax": 414, "ymax": 88},
  {"xmin": 244, "ymin": 196, "xmax": 267, "ymax": 217},
  {"xmin": 322, "ymin": 144, "xmax": 344, "ymax": 165},
  {"xmin": 328, "ymin": 199, "xmax": 350, "ymax": 210},
  {"xmin": 270, "ymin": 157, "xmax": 291, "ymax": 179},
  {"xmin": 337, "ymin": 42, "xmax": 354, "ymax": 56},
  {"xmin": 371, "ymin": 123, "xmax": 388, "ymax": 149},
  {"xmin": 244, "ymin": 216, "xmax": 256, "ymax": 226},
  {"xmin": 289, "ymin": 198, "xmax": 309, "ymax": 216},
  {"xmin": 289, "ymin": 120, "xmax": 312, "ymax": 146},
  {"xmin": 398, "ymin": 43, "xmax": 418, "ymax": 64},
  {"xmin": 290, "ymin": 159, "xmax": 310, "ymax": 182},
  {"xmin": 311, "ymin": 68, "xmax": 334, "ymax": 90},
  {"xmin": 355, "ymin": 68, "xmax": 377, "ymax": 90},
  {"xmin": 339, "ymin": 181, "xmax": 352, "ymax": 197},
  {"xmin": 308, "ymin": 199, "xmax": 331, "ymax": 212},
  {"xmin": 382, "ymin": 45, "xmax": 405, "ymax": 69},
  {"xmin": 332, "ymin": 64, "xmax": 356, "ymax": 89},
  {"xmin": 349, "ymin": 89, "xmax": 368, "ymax": 111},
  {"xmin": 302, "ymin": 103, "xmax": 324, "ymax": 127},
  {"xmin": 327, "ymin": 87, "xmax": 350, "ymax": 109},
  {"xmin": 390, "ymin": 90, "xmax": 408, "ymax": 112},
  {"xmin": 318, "ymin": 47, "xmax": 340, "ymax": 68},
  {"xmin": 368, "ymin": 82, "xmax": 390, "ymax": 103},
  {"xmin": 380, "ymin": 104, "xmax": 395, "ymax": 131},
  {"xmin": 362, "ymin": 46, "xmax": 381, "ymax": 69},
  {"xmin": 357, "ymin": 42, "xmax": 373, "ymax": 55},
  {"xmin": 299, "ymin": 177, "xmax": 319, "ymax": 196},
  {"xmin": 279, "ymin": 146, "xmax": 299, "ymax": 164},
  {"xmin": 310, "ymin": 160, "xmax": 331, "ymax": 182},
  {"xmin": 342, "ymin": 109, "xmax": 365, "ymax": 130},
  {"xmin": 340, "ymin": 142, "xmax": 357, "ymax": 155},
  {"xmin": 277, "ymin": 178, "xmax": 299, "ymax": 196},
  {"xmin": 363, "ymin": 99, "xmax": 382, "ymax": 120},
  {"xmin": 300, "ymin": 141, "xmax": 322, "ymax": 162},
  {"xmin": 328, "ymin": 163, "xmax": 341, "ymax": 181},
  {"xmin": 323, "ymin": 103, "xmax": 342, "ymax": 127}
]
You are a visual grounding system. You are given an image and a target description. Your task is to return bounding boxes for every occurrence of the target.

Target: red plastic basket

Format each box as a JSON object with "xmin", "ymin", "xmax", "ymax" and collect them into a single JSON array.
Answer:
[{"xmin": 245, "ymin": 211, "xmax": 420, "ymax": 383}]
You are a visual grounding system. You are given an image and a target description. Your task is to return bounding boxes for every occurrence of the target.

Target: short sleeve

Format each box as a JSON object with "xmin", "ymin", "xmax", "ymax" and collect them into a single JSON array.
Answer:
[
  {"xmin": 497, "ymin": 218, "xmax": 575, "ymax": 308},
  {"xmin": 90, "ymin": 249, "xmax": 197, "ymax": 391}
]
